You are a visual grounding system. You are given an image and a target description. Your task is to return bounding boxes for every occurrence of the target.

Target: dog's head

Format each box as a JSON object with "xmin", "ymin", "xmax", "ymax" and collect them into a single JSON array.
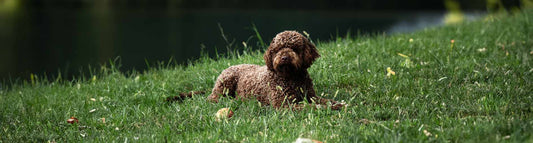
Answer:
[{"xmin": 264, "ymin": 31, "xmax": 320, "ymax": 75}]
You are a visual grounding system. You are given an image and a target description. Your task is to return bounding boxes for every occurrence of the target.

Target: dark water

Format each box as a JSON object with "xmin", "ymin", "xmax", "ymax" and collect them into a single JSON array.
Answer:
[{"xmin": 0, "ymin": 4, "xmax": 484, "ymax": 82}]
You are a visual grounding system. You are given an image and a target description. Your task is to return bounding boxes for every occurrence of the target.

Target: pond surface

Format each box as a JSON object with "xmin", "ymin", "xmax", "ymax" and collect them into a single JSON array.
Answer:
[{"xmin": 0, "ymin": 5, "xmax": 484, "ymax": 81}]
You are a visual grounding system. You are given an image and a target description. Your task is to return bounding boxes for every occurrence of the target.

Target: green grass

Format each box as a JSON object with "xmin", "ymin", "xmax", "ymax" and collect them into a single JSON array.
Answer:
[{"xmin": 1, "ymin": 9, "xmax": 533, "ymax": 142}]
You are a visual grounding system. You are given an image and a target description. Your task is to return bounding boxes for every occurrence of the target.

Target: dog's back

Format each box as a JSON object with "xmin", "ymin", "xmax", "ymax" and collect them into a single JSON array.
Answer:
[{"xmin": 208, "ymin": 64, "xmax": 264, "ymax": 102}]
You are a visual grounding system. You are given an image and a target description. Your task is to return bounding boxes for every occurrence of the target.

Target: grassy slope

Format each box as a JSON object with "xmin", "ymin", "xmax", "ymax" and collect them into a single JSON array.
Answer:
[{"xmin": 1, "ymin": 10, "xmax": 532, "ymax": 142}]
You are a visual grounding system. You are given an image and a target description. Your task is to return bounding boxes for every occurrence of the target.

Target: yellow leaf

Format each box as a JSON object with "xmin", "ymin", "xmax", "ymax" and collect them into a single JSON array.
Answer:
[
  {"xmin": 386, "ymin": 67, "xmax": 396, "ymax": 77},
  {"xmin": 397, "ymin": 53, "xmax": 409, "ymax": 58}
]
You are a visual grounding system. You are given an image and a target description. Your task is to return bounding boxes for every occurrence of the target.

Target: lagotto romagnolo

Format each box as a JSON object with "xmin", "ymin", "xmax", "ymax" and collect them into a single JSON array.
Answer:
[{"xmin": 208, "ymin": 31, "xmax": 344, "ymax": 110}]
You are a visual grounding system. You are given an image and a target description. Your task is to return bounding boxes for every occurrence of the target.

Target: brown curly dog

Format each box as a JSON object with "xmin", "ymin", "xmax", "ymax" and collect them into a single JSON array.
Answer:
[{"xmin": 208, "ymin": 31, "xmax": 344, "ymax": 110}]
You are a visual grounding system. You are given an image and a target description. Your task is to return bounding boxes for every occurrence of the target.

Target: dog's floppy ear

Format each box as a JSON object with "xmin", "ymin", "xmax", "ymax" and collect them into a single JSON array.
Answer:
[
  {"xmin": 264, "ymin": 42, "xmax": 275, "ymax": 71},
  {"xmin": 302, "ymin": 40, "xmax": 320, "ymax": 69}
]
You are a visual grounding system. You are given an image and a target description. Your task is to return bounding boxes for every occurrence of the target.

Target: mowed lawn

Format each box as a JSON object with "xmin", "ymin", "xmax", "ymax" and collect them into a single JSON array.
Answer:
[{"xmin": 1, "ymin": 9, "xmax": 532, "ymax": 142}]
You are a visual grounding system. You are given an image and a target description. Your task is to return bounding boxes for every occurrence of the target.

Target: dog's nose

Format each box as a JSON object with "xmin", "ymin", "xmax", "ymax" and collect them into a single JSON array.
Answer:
[{"xmin": 281, "ymin": 56, "xmax": 290, "ymax": 61}]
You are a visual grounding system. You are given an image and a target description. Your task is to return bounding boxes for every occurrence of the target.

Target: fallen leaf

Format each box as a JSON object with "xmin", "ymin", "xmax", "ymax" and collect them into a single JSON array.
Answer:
[
  {"xmin": 386, "ymin": 67, "xmax": 396, "ymax": 77},
  {"xmin": 294, "ymin": 138, "xmax": 323, "ymax": 143},
  {"xmin": 67, "ymin": 117, "xmax": 79, "ymax": 124},
  {"xmin": 398, "ymin": 53, "xmax": 409, "ymax": 58},
  {"xmin": 423, "ymin": 130, "xmax": 432, "ymax": 137},
  {"xmin": 215, "ymin": 108, "xmax": 234, "ymax": 121}
]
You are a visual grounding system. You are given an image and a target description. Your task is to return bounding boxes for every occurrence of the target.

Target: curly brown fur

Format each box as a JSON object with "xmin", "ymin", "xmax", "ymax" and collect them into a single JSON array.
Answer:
[{"xmin": 208, "ymin": 31, "xmax": 344, "ymax": 110}]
